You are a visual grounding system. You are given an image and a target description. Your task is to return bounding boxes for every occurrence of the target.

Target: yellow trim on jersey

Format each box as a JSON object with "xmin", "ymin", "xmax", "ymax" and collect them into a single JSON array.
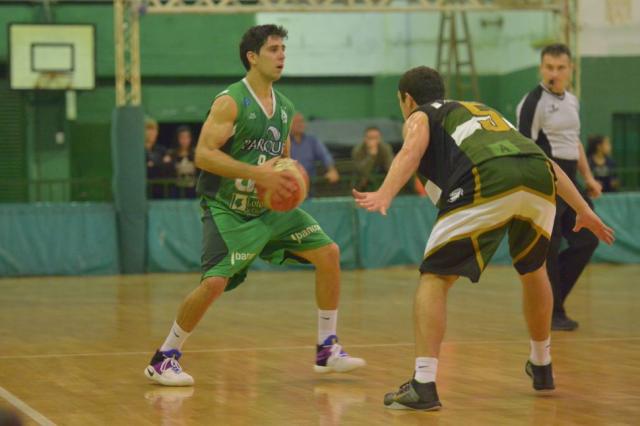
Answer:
[
  {"xmin": 437, "ymin": 183, "xmax": 556, "ymax": 225},
  {"xmin": 424, "ymin": 214, "xmax": 550, "ymax": 272},
  {"xmin": 424, "ymin": 216, "xmax": 512, "ymax": 261},
  {"xmin": 471, "ymin": 236, "xmax": 485, "ymax": 271},
  {"xmin": 424, "ymin": 192, "xmax": 555, "ymax": 260}
]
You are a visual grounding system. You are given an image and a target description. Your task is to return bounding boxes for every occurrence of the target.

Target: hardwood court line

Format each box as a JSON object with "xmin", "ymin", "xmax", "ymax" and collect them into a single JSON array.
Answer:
[
  {"xmin": 1, "ymin": 336, "xmax": 638, "ymax": 360},
  {"xmin": 0, "ymin": 385, "xmax": 56, "ymax": 426}
]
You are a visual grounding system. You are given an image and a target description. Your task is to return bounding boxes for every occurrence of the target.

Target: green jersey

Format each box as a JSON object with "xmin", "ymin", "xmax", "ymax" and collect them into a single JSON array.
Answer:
[
  {"xmin": 196, "ymin": 78, "xmax": 295, "ymax": 217},
  {"xmin": 415, "ymin": 100, "xmax": 547, "ymax": 209}
]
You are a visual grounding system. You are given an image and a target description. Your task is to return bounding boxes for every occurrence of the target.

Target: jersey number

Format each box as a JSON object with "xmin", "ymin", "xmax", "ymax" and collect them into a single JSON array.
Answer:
[
  {"xmin": 459, "ymin": 102, "xmax": 511, "ymax": 132},
  {"xmin": 234, "ymin": 154, "xmax": 267, "ymax": 192}
]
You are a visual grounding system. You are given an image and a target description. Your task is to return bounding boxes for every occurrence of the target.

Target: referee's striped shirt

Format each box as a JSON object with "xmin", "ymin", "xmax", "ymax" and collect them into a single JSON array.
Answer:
[{"xmin": 516, "ymin": 83, "xmax": 581, "ymax": 179}]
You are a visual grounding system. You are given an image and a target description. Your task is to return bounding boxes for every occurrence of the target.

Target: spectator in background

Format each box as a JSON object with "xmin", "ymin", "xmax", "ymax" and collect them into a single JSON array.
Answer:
[
  {"xmin": 145, "ymin": 117, "xmax": 172, "ymax": 199},
  {"xmin": 587, "ymin": 135, "xmax": 619, "ymax": 192},
  {"xmin": 168, "ymin": 125, "xmax": 198, "ymax": 198},
  {"xmin": 352, "ymin": 126, "xmax": 394, "ymax": 192},
  {"xmin": 289, "ymin": 113, "xmax": 340, "ymax": 194}
]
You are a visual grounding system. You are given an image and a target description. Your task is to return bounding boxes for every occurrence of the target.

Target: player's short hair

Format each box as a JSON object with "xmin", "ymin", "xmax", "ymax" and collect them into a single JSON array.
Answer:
[
  {"xmin": 541, "ymin": 43, "xmax": 572, "ymax": 61},
  {"xmin": 398, "ymin": 66, "xmax": 445, "ymax": 106},
  {"xmin": 239, "ymin": 24, "xmax": 288, "ymax": 71}
]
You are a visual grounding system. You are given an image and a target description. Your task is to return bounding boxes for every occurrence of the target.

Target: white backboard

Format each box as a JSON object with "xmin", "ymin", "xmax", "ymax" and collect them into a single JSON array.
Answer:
[{"xmin": 9, "ymin": 24, "xmax": 96, "ymax": 90}]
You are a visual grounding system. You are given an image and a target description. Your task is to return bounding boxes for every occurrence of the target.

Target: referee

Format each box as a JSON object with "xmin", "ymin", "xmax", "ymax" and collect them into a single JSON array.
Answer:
[{"xmin": 517, "ymin": 44, "xmax": 602, "ymax": 331}]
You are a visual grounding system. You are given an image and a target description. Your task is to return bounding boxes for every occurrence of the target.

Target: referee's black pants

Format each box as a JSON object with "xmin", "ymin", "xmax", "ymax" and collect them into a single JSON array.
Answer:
[{"xmin": 546, "ymin": 194, "xmax": 599, "ymax": 317}]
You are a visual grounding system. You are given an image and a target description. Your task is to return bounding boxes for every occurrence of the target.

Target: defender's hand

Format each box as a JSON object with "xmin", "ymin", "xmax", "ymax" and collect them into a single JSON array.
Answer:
[
  {"xmin": 574, "ymin": 208, "xmax": 615, "ymax": 245},
  {"xmin": 352, "ymin": 188, "xmax": 392, "ymax": 216}
]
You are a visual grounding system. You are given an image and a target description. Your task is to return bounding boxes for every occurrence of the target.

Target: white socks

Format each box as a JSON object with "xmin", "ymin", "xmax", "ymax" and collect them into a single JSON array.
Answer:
[
  {"xmin": 318, "ymin": 310, "xmax": 338, "ymax": 345},
  {"xmin": 412, "ymin": 339, "xmax": 549, "ymax": 384},
  {"xmin": 530, "ymin": 337, "xmax": 551, "ymax": 366},
  {"xmin": 414, "ymin": 357, "xmax": 438, "ymax": 383},
  {"xmin": 158, "ymin": 311, "xmax": 341, "ymax": 352},
  {"xmin": 160, "ymin": 321, "xmax": 191, "ymax": 352}
]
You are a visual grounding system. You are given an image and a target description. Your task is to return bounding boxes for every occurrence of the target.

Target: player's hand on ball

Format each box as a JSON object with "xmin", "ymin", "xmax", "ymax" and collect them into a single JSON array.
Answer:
[
  {"xmin": 256, "ymin": 158, "xmax": 310, "ymax": 212},
  {"xmin": 256, "ymin": 157, "xmax": 297, "ymax": 200},
  {"xmin": 352, "ymin": 189, "xmax": 392, "ymax": 216}
]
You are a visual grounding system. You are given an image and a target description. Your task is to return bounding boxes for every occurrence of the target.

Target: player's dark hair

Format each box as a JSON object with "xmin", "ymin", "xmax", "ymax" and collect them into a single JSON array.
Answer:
[
  {"xmin": 586, "ymin": 134, "xmax": 607, "ymax": 157},
  {"xmin": 239, "ymin": 24, "xmax": 288, "ymax": 71},
  {"xmin": 541, "ymin": 43, "xmax": 572, "ymax": 61},
  {"xmin": 398, "ymin": 66, "xmax": 445, "ymax": 106},
  {"xmin": 176, "ymin": 125, "xmax": 191, "ymax": 135}
]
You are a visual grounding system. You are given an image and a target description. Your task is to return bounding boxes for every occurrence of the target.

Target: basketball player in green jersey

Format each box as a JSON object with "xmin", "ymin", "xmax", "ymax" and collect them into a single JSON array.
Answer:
[
  {"xmin": 353, "ymin": 67, "xmax": 614, "ymax": 410},
  {"xmin": 145, "ymin": 25, "xmax": 364, "ymax": 386}
]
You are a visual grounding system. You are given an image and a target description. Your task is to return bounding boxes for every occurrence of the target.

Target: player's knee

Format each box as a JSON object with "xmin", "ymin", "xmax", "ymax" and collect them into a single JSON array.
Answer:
[
  {"xmin": 308, "ymin": 243, "xmax": 340, "ymax": 269},
  {"xmin": 200, "ymin": 277, "xmax": 227, "ymax": 298},
  {"xmin": 322, "ymin": 243, "xmax": 341, "ymax": 265}
]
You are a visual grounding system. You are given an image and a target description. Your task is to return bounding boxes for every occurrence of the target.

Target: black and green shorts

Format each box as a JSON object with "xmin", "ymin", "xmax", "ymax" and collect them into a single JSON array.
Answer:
[
  {"xmin": 421, "ymin": 156, "xmax": 556, "ymax": 282},
  {"xmin": 200, "ymin": 198, "xmax": 334, "ymax": 291}
]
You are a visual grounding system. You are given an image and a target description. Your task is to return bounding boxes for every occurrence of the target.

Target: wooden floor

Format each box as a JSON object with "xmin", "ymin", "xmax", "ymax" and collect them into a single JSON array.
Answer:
[{"xmin": 0, "ymin": 265, "xmax": 638, "ymax": 426}]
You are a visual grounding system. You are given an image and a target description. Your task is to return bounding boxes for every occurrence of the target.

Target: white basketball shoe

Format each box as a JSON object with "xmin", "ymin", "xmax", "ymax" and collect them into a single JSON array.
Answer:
[
  {"xmin": 314, "ymin": 335, "xmax": 366, "ymax": 373},
  {"xmin": 144, "ymin": 349, "xmax": 194, "ymax": 386}
]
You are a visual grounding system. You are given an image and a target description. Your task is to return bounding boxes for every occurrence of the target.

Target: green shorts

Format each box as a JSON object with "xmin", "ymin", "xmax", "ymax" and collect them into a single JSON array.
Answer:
[
  {"xmin": 200, "ymin": 198, "xmax": 334, "ymax": 291},
  {"xmin": 421, "ymin": 156, "xmax": 556, "ymax": 282}
]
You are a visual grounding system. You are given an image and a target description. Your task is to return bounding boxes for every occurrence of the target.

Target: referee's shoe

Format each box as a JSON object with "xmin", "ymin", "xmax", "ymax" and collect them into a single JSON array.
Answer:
[{"xmin": 552, "ymin": 314, "xmax": 579, "ymax": 331}]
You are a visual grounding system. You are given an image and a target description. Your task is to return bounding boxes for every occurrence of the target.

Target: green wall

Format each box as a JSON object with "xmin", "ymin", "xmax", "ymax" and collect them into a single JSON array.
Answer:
[
  {"xmin": 581, "ymin": 56, "xmax": 640, "ymax": 140},
  {"xmin": 75, "ymin": 67, "xmax": 537, "ymax": 124}
]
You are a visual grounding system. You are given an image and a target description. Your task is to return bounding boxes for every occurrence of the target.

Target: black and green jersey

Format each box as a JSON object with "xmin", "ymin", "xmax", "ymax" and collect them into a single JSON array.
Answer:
[
  {"xmin": 415, "ymin": 100, "xmax": 547, "ymax": 209},
  {"xmin": 196, "ymin": 78, "xmax": 295, "ymax": 217}
]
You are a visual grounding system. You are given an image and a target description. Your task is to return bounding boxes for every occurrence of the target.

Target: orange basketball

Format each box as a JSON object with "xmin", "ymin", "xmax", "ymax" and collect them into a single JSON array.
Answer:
[{"xmin": 257, "ymin": 158, "xmax": 309, "ymax": 212}]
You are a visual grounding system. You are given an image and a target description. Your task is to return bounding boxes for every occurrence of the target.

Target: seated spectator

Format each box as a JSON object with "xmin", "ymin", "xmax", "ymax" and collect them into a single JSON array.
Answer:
[
  {"xmin": 145, "ymin": 117, "xmax": 172, "ymax": 199},
  {"xmin": 587, "ymin": 135, "xmax": 619, "ymax": 192},
  {"xmin": 168, "ymin": 125, "xmax": 198, "ymax": 199},
  {"xmin": 289, "ymin": 113, "xmax": 340, "ymax": 196},
  {"xmin": 351, "ymin": 126, "xmax": 394, "ymax": 192}
]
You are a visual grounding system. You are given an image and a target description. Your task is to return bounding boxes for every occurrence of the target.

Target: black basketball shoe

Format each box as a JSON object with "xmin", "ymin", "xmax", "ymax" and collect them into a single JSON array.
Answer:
[
  {"xmin": 525, "ymin": 360, "xmax": 555, "ymax": 391},
  {"xmin": 383, "ymin": 378, "xmax": 442, "ymax": 410}
]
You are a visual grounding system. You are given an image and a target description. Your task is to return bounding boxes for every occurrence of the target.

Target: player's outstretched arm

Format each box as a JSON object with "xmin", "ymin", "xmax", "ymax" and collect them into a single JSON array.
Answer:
[
  {"xmin": 195, "ymin": 95, "xmax": 296, "ymax": 197},
  {"xmin": 551, "ymin": 160, "xmax": 615, "ymax": 245},
  {"xmin": 353, "ymin": 112, "xmax": 430, "ymax": 215}
]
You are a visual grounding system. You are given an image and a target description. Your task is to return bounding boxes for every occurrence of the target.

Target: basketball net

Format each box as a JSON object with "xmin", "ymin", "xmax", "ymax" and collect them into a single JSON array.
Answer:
[{"xmin": 34, "ymin": 71, "xmax": 73, "ymax": 90}]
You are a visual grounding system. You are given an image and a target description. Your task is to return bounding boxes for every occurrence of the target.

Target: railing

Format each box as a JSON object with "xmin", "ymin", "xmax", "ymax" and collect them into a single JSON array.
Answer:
[
  {"xmin": 147, "ymin": 173, "xmax": 420, "ymax": 200},
  {"xmin": 147, "ymin": 179, "xmax": 197, "ymax": 199},
  {"xmin": 0, "ymin": 178, "xmax": 112, "ymax": 202},
  {"xmin": 3, "ymin": 168, "xmax": 638, "ymax": 203}
]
